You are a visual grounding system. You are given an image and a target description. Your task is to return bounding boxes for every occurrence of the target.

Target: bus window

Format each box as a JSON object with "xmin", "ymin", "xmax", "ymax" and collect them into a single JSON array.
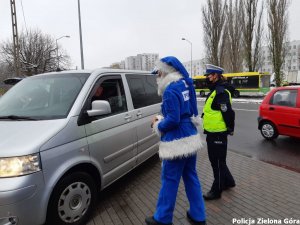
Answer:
[
  {"xmin": 193, "ymin": 72, "xmax": 271, "ymax": 96},
  {"xmin": 231, "ymin": 76, "xmax": 259, "ymax": 88},
  {"xmin": 194, "ymin": 78, "xmax": 206, "ymax": 89}
]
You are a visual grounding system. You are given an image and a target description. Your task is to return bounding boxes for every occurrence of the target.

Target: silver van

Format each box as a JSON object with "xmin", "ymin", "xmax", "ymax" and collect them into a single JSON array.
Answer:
[{"xmin": 0, "ymin": 69, "xmax": 161, "ymax": 225}]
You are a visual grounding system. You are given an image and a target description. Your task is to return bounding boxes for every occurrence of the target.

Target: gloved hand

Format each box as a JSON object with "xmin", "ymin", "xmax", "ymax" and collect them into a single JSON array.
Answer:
[{"xmin": 227, "ymin": 128, "xmax": 234, "ymax": 136}]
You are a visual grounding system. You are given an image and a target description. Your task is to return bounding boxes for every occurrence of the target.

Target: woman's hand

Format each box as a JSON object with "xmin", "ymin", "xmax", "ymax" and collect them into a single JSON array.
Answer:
[{"xmin": 151, "ymin": 116, "xmax": 159, "ymax": 128}]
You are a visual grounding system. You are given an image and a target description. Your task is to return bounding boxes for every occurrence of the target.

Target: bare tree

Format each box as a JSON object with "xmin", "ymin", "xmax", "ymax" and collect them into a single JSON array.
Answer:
[
  {"xmin": 0, "ymin": 62, "xmax": 9, "ymax": 80},
  {"xmin": 0, "ymin": 64, "xmax": 10, "ymax": 95},
  {"xmin": 202, "ymin": 0, "xmax": 227, "ymax": 68},
  {"xmin": 0, "ymin": 62, "xmax": 11, "ymax": 95},
  {"xmin": 0, "ymin": 28, "xmax": 71, "ymax": 76},
  {"xmin": 110, "ymin": 63, "xmax": 121, "ymax": 69},
  {"xmin": 241, "ymin": 0, "xmax": 264, "ymax": 72},
  {"xmin": 267, "ymin": 0, "xmax": 290, "ymax": 86},
  {"xmin": 224, "ymin": 0, "xmax": 244, "ymax": 72}
]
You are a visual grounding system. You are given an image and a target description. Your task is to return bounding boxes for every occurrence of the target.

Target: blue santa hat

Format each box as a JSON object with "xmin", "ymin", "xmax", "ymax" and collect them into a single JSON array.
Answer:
[{"xmin": 155, "ymin": 56, "xmax": 198, "ymax": 117}]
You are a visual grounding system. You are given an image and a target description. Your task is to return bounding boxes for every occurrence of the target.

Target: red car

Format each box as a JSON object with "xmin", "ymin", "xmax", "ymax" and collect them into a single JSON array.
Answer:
[{"xmin": 258, "ymin": 86, "xmax": 300, "ymax": 140}]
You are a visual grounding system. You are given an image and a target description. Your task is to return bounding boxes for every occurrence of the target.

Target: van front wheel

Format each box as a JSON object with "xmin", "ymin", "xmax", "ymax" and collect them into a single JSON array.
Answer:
[{"xmin": 46, "ymin": 172, "xmax": 97, "ymax": 225}]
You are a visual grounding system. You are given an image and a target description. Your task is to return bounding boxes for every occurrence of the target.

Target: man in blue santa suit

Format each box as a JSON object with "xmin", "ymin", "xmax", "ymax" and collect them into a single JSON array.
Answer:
[{"xmin": 145, "ymin": 56, "xmax": 206, "ymax": 225}]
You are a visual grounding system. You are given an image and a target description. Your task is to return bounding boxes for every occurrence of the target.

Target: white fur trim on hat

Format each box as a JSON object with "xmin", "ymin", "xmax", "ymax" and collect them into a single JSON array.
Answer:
[
  {"xmin": 158, "ymin": 133, "xmax": 203, "ymax": 160},
  {"xmin": 155, "ymin": 60, "xmax": 177, "ymax": 74}
]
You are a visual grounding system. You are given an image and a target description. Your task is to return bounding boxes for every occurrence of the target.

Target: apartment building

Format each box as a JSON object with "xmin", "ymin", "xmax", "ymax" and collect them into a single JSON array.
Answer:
[
  {"xmin": 123, "ymin": 53, "xmax": 159, "ymax": 71},
  {"xmin": 259, "ymin": 40, "xmax": 300, "ymax": 80},
  {"xmin": 183, "ymin": 59, "xmax": 206, "ymax": 77},
  {"xmin": 125, "ymin": 56, "xmax": 137, "ymax": 70}
]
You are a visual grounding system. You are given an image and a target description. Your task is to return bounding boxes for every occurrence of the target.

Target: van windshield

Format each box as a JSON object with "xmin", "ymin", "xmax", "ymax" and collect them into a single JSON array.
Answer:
[{"xmin": 0, "ymin": 73, "xmax": 89, "ymax": 120}]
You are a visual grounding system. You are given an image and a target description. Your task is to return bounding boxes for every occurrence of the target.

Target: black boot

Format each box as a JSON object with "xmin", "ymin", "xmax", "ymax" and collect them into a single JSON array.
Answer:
[
  {"xmin": 223, "ymin": 183, "xmax": 236, "ymax": 191},
  {"xmin": 186, "ymin": 212, "xmax": 206, "ymax": 225},
  {"xmin": 145, "ymin": 216, "xmax": 172, "ymax": 225},
  {"xmin": 203, "ymin": 190, "xmax": 221, "ymax": 200}
]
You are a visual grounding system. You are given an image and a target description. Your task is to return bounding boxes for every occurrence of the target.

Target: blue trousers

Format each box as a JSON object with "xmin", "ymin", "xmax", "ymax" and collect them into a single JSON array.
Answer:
[{"xmin": 153, "ymin": 154, "xmax": 206, "ymax": 224}]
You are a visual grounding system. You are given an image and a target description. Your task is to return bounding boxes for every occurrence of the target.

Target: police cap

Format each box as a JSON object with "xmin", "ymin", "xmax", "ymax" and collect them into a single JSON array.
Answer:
[{"xmin": 204, "ymin": 64, "xmax": 224, "ymax": 76}]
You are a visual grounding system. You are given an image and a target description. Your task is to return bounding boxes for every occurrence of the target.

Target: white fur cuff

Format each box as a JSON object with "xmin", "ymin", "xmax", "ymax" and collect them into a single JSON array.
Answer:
[
  {"xmin": 152, "ymin": 115, "xmax": 163, "ymax": 137},
  {"xmin": 191, "ymin": 116, "xmax": 202, "ymax": 129},
  {"xmin": 153, "ymin": 121, "xmax": 161, "ymax": 137}
]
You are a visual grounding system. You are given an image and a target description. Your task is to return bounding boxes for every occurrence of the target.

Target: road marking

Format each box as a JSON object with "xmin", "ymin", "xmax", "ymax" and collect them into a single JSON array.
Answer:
[
  {"xmin": 234, "ymin": 108, "xmax": 258, "ymax": 112},
  {"xmin": 197, "ymin": 105, "xmax": 258, "ymax": 112},
  {"xmin": 197, "ymin": 97, "xmax": 262, "ymax": 104}
]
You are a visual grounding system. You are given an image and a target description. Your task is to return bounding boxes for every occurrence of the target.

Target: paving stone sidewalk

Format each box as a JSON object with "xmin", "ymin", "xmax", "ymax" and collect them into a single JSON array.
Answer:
[{"xmin": 87, "ymin": 149, "xmax": 300, "ymax": 225}]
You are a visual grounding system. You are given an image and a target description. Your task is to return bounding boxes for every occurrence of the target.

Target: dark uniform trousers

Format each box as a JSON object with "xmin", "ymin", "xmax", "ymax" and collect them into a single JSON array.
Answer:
[{"xmin": 206, "ymin": 132, "xmax": 235, "ymax": 194}]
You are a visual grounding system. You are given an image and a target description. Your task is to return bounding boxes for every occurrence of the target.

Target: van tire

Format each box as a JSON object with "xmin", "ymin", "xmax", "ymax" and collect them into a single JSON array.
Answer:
[
  {"xmin": 260, "ymin": 121, "xmax": 278, "ymax": 140},
  {"xmin": 46, "ymin": 172, "xmax": 97, "ymax": 225}
]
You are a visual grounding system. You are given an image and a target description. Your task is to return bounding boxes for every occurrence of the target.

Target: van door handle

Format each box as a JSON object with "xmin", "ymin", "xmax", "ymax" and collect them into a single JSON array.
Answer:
[
  {"xmin": 137, "ymin": 112, "xmax": 143, "ymax": 117},
  {"xmin": 124, "ymin": 115, "xmax": 132, "ymax": 120},
  {"xmin": 269, "ymin": 107, "xmax": 275, "ymax": 111}
]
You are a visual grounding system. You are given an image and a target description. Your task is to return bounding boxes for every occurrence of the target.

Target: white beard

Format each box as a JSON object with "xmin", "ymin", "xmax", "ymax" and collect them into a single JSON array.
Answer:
[
  {"xmin": 156, "ymin": 72, "xmax": 183, "ymax": 96},
  {"xmin": 156, "ymin": 77, "xmax": 164, "ymax": 96}
]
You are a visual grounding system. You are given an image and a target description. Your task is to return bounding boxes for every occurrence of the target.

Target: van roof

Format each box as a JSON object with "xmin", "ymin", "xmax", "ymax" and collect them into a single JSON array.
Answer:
[
  {"xmin": 3, "ymin": 69, "xmax": 153, "ymax": 85},
  {"xmin": 30, "ymin": 68, "xmax": 152, "ymax": 77}
]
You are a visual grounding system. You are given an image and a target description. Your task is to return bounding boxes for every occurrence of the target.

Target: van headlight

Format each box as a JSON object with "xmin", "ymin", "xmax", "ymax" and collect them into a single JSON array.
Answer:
[{"xmin": 0, "ymin": 154, "xmax": 41, "ymax": 178}]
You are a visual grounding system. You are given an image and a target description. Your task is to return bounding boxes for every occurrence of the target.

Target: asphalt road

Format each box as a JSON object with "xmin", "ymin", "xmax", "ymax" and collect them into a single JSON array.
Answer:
[{"xmin": 197, "ymin": 98, "xmax": 300, "ymax": 173}]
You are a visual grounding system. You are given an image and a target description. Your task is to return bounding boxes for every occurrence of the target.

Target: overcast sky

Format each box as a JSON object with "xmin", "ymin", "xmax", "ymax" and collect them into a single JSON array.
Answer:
[{"xmin": 1, "ymin": 0, "xmax": 300, "ymax": 70}]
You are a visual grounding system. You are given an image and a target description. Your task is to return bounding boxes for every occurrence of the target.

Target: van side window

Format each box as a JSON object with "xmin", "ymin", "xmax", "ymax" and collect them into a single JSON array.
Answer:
[
  {"xmin": 126, "ymin": 74, "xmax": 161, "ymax": 108},
  {"xmin": 90, "ymin": 77, "xmax": 127, "ymax": 118},
  {"xmin": 271, "ymin": 90, "xmax": 297, "ymax": 107}
]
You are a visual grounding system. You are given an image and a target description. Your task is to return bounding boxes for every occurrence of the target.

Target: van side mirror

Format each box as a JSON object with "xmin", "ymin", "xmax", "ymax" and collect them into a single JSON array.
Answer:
[
  {"xmin": 87, "ymin": 100, "xmax": 111, "ymax": 117},
  {"xmin": 3, "ymin": 77, "xmax": 24, "ymax": 85}
]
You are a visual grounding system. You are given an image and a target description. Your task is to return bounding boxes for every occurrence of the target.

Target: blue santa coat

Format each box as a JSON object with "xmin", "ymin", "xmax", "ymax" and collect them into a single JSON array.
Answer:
[{"xmin": 155, "ymin": 75, "xmax": 202, "ymax": 160}]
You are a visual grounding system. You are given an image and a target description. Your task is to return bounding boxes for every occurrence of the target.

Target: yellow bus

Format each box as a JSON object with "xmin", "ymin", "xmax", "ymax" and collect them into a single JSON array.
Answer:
[{"xmin": 193, "ymin": 72, "xmax": 271, "ymax": 97}]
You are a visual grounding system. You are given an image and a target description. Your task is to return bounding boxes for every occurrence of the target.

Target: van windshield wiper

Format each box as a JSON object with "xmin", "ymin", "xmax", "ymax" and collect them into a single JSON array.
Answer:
[{"xmin": 0, "ymin": 115, "xmax": 37, "ymax": 120}]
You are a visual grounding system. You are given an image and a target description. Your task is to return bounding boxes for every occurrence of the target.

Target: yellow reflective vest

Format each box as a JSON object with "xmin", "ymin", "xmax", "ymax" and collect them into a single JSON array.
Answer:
[{"xmin": 203, "ymin": 89, "xmax": 232, "ymax": 132}]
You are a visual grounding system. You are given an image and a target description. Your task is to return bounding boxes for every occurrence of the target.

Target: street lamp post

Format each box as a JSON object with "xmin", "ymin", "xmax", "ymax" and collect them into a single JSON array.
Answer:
[
  {"xmin": 181, "ymin": 38, "xmax": 193, "ymax": 77},
  {"xmin": 78, "ymin": 0, "xmax": 85, "ymax": 69},
  {"xmin": 56, "ymin": 35, "xmax": 70, "ymax": 71}
]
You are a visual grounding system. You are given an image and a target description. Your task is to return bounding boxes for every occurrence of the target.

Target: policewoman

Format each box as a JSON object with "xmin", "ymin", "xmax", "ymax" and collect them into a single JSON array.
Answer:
[
  {"xmin": 145, "ymin": 56, "xmax": 206, "ymax": 225},
  {"xmin": 202, "ymin": 64, "xmax": 236, "ymax": 200}
]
